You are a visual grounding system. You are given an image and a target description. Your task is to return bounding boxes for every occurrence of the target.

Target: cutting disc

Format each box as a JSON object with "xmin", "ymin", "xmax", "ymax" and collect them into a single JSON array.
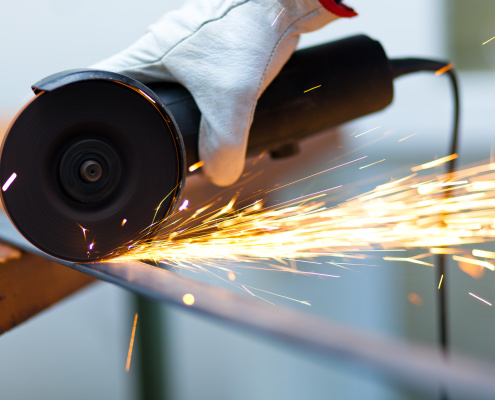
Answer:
[{"xmin": 0, "ymin": 72, "xmax": 185, "ymax": 262}]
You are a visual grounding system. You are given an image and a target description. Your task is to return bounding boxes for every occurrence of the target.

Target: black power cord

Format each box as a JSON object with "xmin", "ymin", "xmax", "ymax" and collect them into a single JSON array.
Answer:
[
  {"xmin": 391, "ymin": 58, "xmax": 461, "ymax": 400},
  {"xmin": 390, "ymin": 58, "xmax": 460, "ymax": 160}
]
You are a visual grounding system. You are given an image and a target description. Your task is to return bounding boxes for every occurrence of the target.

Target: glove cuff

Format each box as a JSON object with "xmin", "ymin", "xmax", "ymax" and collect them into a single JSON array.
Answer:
[{"xmin": 318, "ymin": 0, "xmax": 358, "ymax": 17}]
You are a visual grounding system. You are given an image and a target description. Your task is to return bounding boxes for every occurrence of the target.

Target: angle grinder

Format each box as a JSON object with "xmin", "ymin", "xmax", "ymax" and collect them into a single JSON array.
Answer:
[{"xmin": 0, "ymin": 35, "xmax": 450, "ymax": 262}]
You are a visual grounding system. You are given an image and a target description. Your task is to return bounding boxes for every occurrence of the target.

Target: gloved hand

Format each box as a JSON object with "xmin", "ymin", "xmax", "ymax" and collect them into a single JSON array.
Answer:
[{"xmin": 92, "ymin": 0, "xmax": 357, "ymax": 186}]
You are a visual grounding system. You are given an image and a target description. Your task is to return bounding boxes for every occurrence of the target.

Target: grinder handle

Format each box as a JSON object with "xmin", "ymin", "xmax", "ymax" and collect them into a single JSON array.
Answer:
[{"xmin": 148, "ymin": 34, "xmax": 395, "ymax": 168}]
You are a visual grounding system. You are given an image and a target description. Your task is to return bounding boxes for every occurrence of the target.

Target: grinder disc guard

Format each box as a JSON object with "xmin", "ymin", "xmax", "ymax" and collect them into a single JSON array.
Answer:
[{"xmin": 0, "ymin": 71, "xmax": 185, "ymax": 262}]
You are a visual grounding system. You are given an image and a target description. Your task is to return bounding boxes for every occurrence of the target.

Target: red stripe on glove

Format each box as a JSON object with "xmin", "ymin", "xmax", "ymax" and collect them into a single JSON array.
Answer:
[{"xmin": 318, "ymin": 0, "xmax": 358, "ymax": 18}]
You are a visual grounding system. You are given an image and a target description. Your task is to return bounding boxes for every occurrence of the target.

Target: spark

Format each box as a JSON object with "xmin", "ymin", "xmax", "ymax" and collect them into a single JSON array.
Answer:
[
  {"xmin": 179, "ymin": 200, "xmax": 189, "ymax": 211},
  {"xmin": 202, "ymin": 192, "xmax": 240, "ymax": 223},
  {"xmin": 398, "ymin": 133, "xmax": 418, "ymax": 142},
  {"xmin": 411, "ymin": 154, "xmax": 457, "ymax": 171},
  {"xmin": 242, "ymin": 285, "xmax": 262, "ymax": 300},
  {"xmin": 411, "ymin": 253, "xmax": 431, "ymax": 260},
  {"xmin": 383, "ymin": 257, "xmax": 434, "ymax": 267},
  {"xmin": 106, "ymin": 159, "xmax": 495, "ymax": 287},
  {"xmin": 149, "ymin": 184, "xmax": 181, "ymax": 229},
  {"xmin": 430, "ymin": 248, "xmax": 464, "ymax": 255},
  {"xmin": 139, "ymin": 89, "xmax": 156, "ymax": 103},
  {"xmin": 363, "ymin": 249, "xmax": 407, "ymax": 252},
  {"xmin": 183, "ymin": 293, "xmax": 195, "ymax": 306},
  {"xmin": 121, "ymin": 219, "xmax": 127, "ymax": 227},
  {"xmin": 89, "ymin": 242, "xmax": 94, "ymax": 251},
  {"xmin": 262, "ymin": 156, "xmax": 364, "ymax": 195},
  {"xmin": 437, "ymin": 181, "xmax": 468, "ymax": 186},
  {"xmin": 271, "ymin": 7, "xmax": 284, "ymax": 26},
  {"xmin": 240, "ymin": 284, "xmax": 309, "ymax": 306},
  {"xmin": 78, "ymin": 224, "xmax": 88, "ymax": 241},
  {"xmin": 438, "ymin": 274, "xmax": 444, "ymax": 289},
  {"xmin": 189, "ymin": 161, "xmax": 204, "ymax": 172},
  {"xmin": 251, "ymin": 150, "xmax": 267, "ymax": 166},
  {"xmin": 453, "ymin": 255, "xmax": 494, "ymax": 271},
  {"xmin": 304, "ymin": 85, "xmax": 322, "ymax": 93},
  {"xmin": 126, "ymin": 313, "xmax": 138, "ymax": 371},
  {"xmin": 2, "ymin": 172, "xmax": 17, "ymax": 192},
  {"xmin": 482, "ymin": 36, "xmax": 495, "ymax": 45},
  {"xmin": 469, "ymin": 292, "xmax": 492, "ymax": 306},
  {"xmin": 435, "ymin": 63, "xmax": 454, "ymax": 76},
  {"xmin": 228, "ymin": 271, "xmax": 236, "ymax": 281},
  {"xmin": 472, "ymin": 249, "xmax": 495, "ymax": 259},
  {"xmin": 355, "ymin": 126, "xmax": 381, "ymax": 138},
  {"xmin": 359, "ymin": 159, "xmax": 385, "ymax": 170}
]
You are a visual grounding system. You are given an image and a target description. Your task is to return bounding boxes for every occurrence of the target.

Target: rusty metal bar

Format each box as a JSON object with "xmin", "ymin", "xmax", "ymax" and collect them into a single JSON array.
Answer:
[
  {"xmin": 0, "ymin": 242, "xmax": 95, "ymax": 335},
  {"xmin": 0, "ymin": 214, "xmax": 495, "ymax": 398}
]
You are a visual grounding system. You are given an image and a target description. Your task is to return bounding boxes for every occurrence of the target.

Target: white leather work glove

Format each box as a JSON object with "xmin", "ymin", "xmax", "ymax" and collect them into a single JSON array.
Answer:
[{"xmin": 92, "ymin": 0, "xmax": 357, "ymax": 186}]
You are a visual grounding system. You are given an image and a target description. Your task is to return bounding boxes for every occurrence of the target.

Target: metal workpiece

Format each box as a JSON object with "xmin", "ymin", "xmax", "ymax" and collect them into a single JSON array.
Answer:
[{"xmin": 0, "ymin": 215, "xmax": 494, "ymax": 399}]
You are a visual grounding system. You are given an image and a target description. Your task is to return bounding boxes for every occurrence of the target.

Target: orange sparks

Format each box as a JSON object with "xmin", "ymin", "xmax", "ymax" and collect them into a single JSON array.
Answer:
[
  {"xmin": 202, "ymin": 192, "xmax": 240, "ymax": 223},
  {"xmin": 359, "ymin": 159, "xmax": 385, "ymax": 170},
  {"xmin": 383, "ymin": 257, "xmax": 434, "ymax": 267},
  {"xmin": 252, "ymin": 202, "xmax": 262, "ymax": 211},
  {"xmin": 411, "ymin": 154, "xmax": 458, "ymax": 171},
  {"xmin": 469, "ymin": 292, "xmax": 492, "ymax": 306},
  {"xmin": 126, "ymin": 313, "xmax": 138, "ymax": 372},
  {"xmin": 188, "ymin": 160, "xmax": 204, "ymax": 172},
  {"xmin": 121, "ymin": 219, "xmax": 127, "ymax": 227},
  {"xmin": 183, "ymin": 293, "xmax": 195, "ymax": 306},
  {"xmin": 108, "ymin": 158, "xmax": 495, "ymax": 276},
  {"xmin": 222, "ymin": 193, "xmax": 239, "ymax": 212},
  {"xmin": 304, "ymin": 85, "xmax": 321, "ymax": 93},
  {"xmin": 251, "ymin": 150, "xmax": 267, "ymax": 166},
  {"xmin": 435, "ymin": 63, "xmax": 454, "ymax": 76},
  {"xmin": 398, "ymin": 133, "xmax": 418, "ymax": 142},
  {"xmin": 228, "ymin": 271, "xmax": 236, "ymax": 281},
  {"xmin": 453, "ymin": 255, "xmax": 494, "ymax": 271},
  {"xmin": 430, "ymin": 248, "xmax": 464, "ymax": 255},
  {"xmin": 472, "ymin": 249, "xmax": 495, "ymax": 260},
  {"xmin": 411, "ymin": 253, "xmax": 432, "ymax": 260},
  {"xmin": 408, "ymin": 293, "xmax": 423, "ymax": 306},
  {"xmin": 78, "ymin": 224, "xmax": 88, "ymax": 241},
  {"xmin": 2, "ymin": 172, "xmax": 17, "ymax": 192}
]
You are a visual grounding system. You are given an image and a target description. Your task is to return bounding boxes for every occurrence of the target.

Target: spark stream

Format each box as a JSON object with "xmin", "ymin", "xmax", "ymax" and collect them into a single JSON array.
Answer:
[{"xmin": 109, "ymin": 159, "xmax": 495, "ymax": 271}]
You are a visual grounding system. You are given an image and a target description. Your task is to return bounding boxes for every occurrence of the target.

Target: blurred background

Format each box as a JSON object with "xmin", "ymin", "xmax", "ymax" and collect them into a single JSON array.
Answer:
[{"xmin": 1, "ymin": 0, "xmax": 495, "ymax": 399}]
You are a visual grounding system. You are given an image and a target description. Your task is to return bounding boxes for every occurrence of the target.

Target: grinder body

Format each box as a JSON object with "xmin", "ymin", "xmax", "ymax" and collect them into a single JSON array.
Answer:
[
  {"xmin": 151, "ymin": 34, "xmax": 394, "ymax": 165},
  {"xmin": 0, "ymin": 35, "xmax": 394, "ymax": 262}
]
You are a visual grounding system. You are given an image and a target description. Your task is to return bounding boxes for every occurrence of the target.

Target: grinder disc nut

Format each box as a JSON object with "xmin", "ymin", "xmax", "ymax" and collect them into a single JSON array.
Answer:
[{"xmin": 80, "ymin": 160, "xmax": 103, "ymax": 182}]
